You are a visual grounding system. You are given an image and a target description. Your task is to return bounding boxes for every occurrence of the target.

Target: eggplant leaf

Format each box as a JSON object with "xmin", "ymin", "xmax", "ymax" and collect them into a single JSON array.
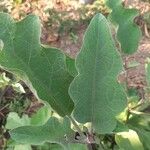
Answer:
[
  {"xmin": 69, "ymin": 13, "xmax": 126, "ymax": 134},
  {"xmin": 0, "ymin": 13, "xmax": 74, "ymax": 116}
]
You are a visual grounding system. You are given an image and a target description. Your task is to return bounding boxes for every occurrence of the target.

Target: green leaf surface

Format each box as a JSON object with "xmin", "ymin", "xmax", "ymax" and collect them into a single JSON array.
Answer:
[
  {"xmin": 14, "ymin": 145, "xmax": 32, "ymax": 150},
  {"xmin": 128, "ymin": 113, "xmax": 150, "ymax": 131},
  {"xmin": 66, "ymin": 56, "xmax": 77, "ymax": 77},
  {"xmin": 128, "ymin": 115, "xmax": 150, "ymax": 150},
  {"xmin": 37, "ymin": 143, "xmax": 87, "ymax": 150},
  {"xmin": 69, "ymin": 13, "xmax": 126, "ymax": 134},
  {"xmin": 106, "ymin": 0, "xmax": 142, "ymax": 54},
  {"xmin": 30, "ymin": 102, "xmax": 52, "ymax": 126},
  {"xmin": 10, "ymin": 117, "xmax": 73, "ymax": 145},
  {"xmin": 134, "ymin": 127, "xmax": 150, "ymax": 150},
  {"xmin": 36, "ymin": 143, "xmax": 63, "ymax": 150},
  {"xmin": 0, "ymin": 13, "xmax": 74, "ymax": 116},
  {"xmin": 68, "ymin": 144, "xmax": 87, "ymax": 150},
  {"xmin": 5, "ymin": 112, "xmax": 30, "ymax": 130},
  {"xmin": 115, "ymin": 129, "xmax": 144, "ymax": 150}
]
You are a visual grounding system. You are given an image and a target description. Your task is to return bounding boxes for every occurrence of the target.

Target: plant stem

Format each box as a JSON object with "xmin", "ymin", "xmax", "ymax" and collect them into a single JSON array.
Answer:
[
  {"xmin": 87, "ymin": 144, "xmax": 93, "ymax": 150},
  {"xmin": 99, "ymin": 141, "xmax": 105, "ymax": 150},
  {"xmin": 124, "ymin": 56, "xmax": 129, "ymax": 91},
  {"xmin": 68, "ymin": 116, "xmax": 101, "ymax": 150},
  {"xmin": 0, "ymin": 86, "xmax": 9, "ymax": 101},
  {"xmin": 68, "ymin": 115, "xmax": 85, "ymax": 140}
]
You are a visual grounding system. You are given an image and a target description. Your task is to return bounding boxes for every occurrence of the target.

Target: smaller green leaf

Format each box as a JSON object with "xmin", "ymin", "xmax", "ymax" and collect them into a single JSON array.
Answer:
[
  {"xmin": 115, "ymin": 129, "xmax": 144, "ymax": 150},
  {"xmin": 10, "ymin": 117, "xmax": 73, "ymax": 145},
  {"xmin": 106, "ymin": 0, "xmax": 142, "ymax": 54},
  {"xmin": 30, "ymin": 102, "xmax": 52, "ymax": 126},
  {"xmin": 134, "ymin": 127, "xmax": 150, "ymax": 150},
  {"xmin": 128, "ymin": 115, "xmax": 150, "ymax": 131},
  {"xmin": 128, "ymin": 116, "xmax": 150, "ymax": 150},
  {"xmin": 128, "ymin": 114, "xmax": 150, "ymax": 149},
  {"xmin": 5, "ymin": 112, "xmax": 30, "ymax": 130}
]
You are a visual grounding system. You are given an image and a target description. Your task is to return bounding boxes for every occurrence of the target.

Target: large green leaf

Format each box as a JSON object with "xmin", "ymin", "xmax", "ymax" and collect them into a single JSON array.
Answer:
[
  {"xmin": 69, "ymin": 13, "xmax": 127, "ymax": 134},
  {"xmin": 106, "ymin": 0, "xmax": 142, "ymax": 54},
  {"xmin": 115, "ymin": 129, "xmax": 144, "ymax": 150},
  {"xmin": 10, "ymin": 117, "xmax": 73, "ymax": 146},
  {"xmin": 0, "ymin": 13, "xmax": 74, "ymax": 116}
]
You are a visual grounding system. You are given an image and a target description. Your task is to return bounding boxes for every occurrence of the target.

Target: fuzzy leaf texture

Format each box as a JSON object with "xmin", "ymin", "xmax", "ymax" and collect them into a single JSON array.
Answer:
[
  {"xmin": 69, "ymin": 13, "xmax": 127, "ymax": 134},
  {"xmin": 0, "ymin": 13, "xmax": 74, "ymax": 116},
  {"xmin": 10, "ymin": 117, "xmax": 73, "ymax": 146},
  {"xmin": 106, "ymin": 0, "xmax": 142, "ymax": 54}
]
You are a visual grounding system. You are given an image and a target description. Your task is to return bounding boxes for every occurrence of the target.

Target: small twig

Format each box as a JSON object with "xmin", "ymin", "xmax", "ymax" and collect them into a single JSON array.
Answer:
[
  {"xmin": 0, "ymin": 104, "xmax": 9, "ymax": 112},
  {"xmin": 124, "ymin": 57, "xmax": 129, "ymax": 88},
  {"xmin": 0, "ymin": 104, "xmax": 9, "ymax": 118},
  {"xmin": 144, "ymin": 23, "xmax": 150, "ymax": 38},
  {"xmin": 130, "ymin": 101, "xmax": 144, "ymax": 110},
  {"xmin": 0, "ymin": 86, "xmax": 9, "ymax": 100},
  {"xmin": 125, "ymin": 106, "xmax": 131, "ymax": 123},
  {"xmin": 86, "ymin": 132, "xmax": 95, "ymax": 150},
  {"xmin": 129, "ymin": 109, "xmax": 150, "ymax": 116},
  {"xmin": 0, "ymin": 112, "xmax": 4, "ymax": 117},
  {"xmin": 123, "ymin": 0, "xmax": 128, "ymax": 6}
]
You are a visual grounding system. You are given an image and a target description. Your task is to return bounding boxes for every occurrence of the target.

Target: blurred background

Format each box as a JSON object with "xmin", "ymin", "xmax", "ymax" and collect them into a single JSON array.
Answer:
[{"xmin": 0, "ymin": 0, "xmax": 149, "ymax": 56}]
